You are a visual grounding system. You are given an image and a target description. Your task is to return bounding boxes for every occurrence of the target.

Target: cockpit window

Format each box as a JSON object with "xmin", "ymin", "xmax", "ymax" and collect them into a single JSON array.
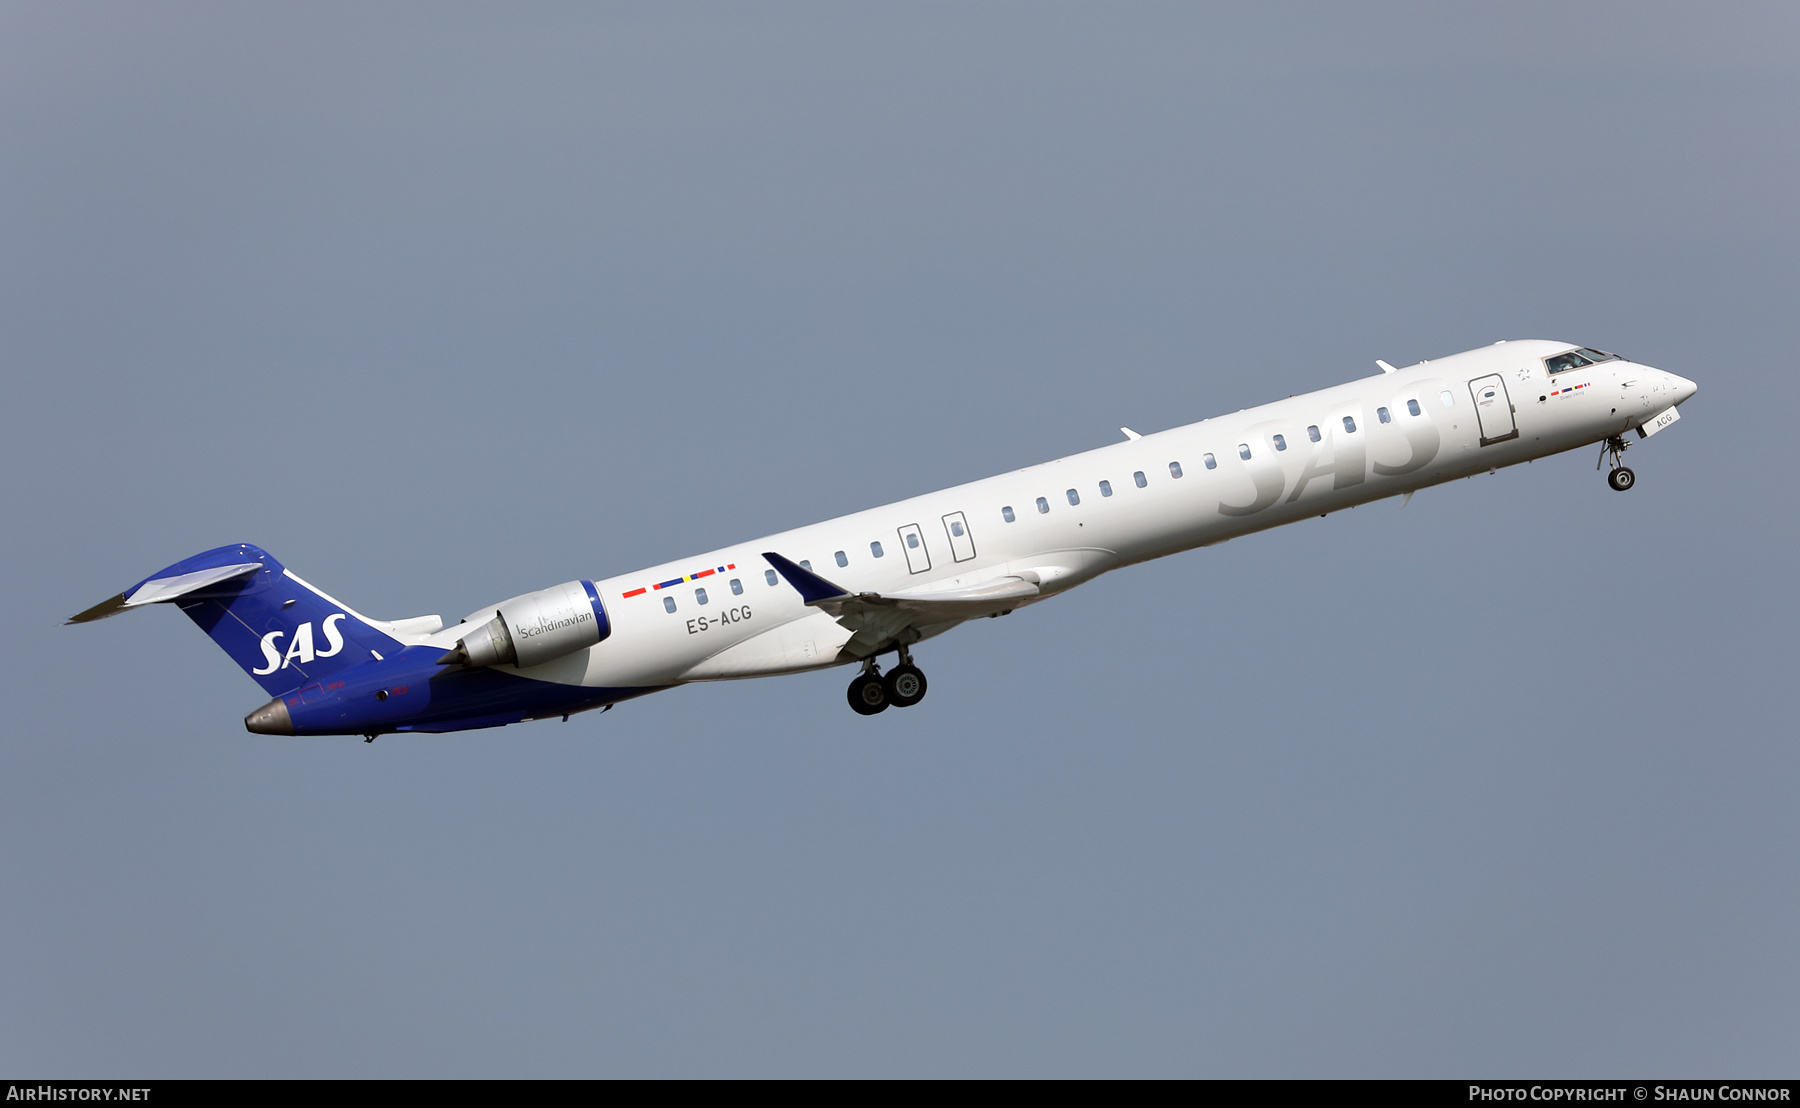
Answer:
[
  {"xmin": 1545, "ymin": 347, "xmax": 1622, "ymax": 374},
  {"xmin": 1544, "ymin": 350, "xmax": 1593, "ymax": 374}
]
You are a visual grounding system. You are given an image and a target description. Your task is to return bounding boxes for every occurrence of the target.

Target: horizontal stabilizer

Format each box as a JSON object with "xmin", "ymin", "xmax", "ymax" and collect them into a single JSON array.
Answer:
[{"xmin": 66, "ymin": 562, "xmax": 261, "ymax": 624}]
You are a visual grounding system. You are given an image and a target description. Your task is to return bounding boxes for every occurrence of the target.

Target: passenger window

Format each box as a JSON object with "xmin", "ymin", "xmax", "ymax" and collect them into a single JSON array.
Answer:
[
  {"xmin": 1133, "ymin": 471, "xmax": 1147, "ymax": 488},
  {"xmin": 695, "ymin": 587, "xmax": 708, "ymax": 605},
  {"xmin": 1002, "ymin": 505, "xmax": 1015, "ymax": 522},
  {"xmin": 765, "ymin": 569, "xmax": 778, "ymax": 586},
  {"xmin": 1342, "ymin": 416, "xmax": 1357, "ymax": 433},
  {"xmin": 1272, "ymin": 434, "xmax": 1287, "ymax": 451},
  {"xmin": 1169, "ymin": 461, "xmax": 1183, "ymax": 478},
  {"xmin": 1066, "ymin": 488, "xmax": 1080, "ymax": 506},
  {"xmin": 1307, "ymin": 425, "xmax": 1320, "ymax": 442},
  {"xmin": 800, "ymin": 560, "xmax": 811, "ymax": 571},
  {"xmin": 1099, "ymin": 480, "xmax": 1112, "ymax": 497},
  {"xmin": 730, "ymin": 578, "xmax": 743, "ymax": 595},
  {"xmin": 1377, "ymin": 407, "xmax": 1391, "ymax": 424},
  {"xmin": 1036, "ymin": 497, "xmax": 1049, "ymax": 514},
  {"xmin": 1238, "ymin": 443, "xmax": 1251, "ymax": 460},
  {"xmin": 1203, "ymin": 453, "xmax": 1216, "ymax": 469},
  {"xmin": 663, "ymin": 596, "xmax": 677, "ymax": 614},
  {"xmin": 1407, "ymin": 399, "xmax": 1421, "ymax": 417},
  {"xmin": 834, "ymin": 550, "xmax": 847, "ymax": 568},
  {"xmin": 906, "ymin": 533, "xmax": 920, "ymax": 548},
  {"xmin": 871, "ymin": 541, "xmax": 884, "ymax": 558},
  {"xmin": 1440, "ymin": 390, "xmax": 1454, "ymax": 408},
  {"xmin": 951, "ymin": 520, "xmax": 965, "ymax": 537}
]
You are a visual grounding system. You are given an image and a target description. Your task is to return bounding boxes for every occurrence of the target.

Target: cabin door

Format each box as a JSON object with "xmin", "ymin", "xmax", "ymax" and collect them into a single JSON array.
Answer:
[
  {"xmin": 941, "ymin": 512, "xmax": 976, "ymax": 562},
  {"xmin": 896, "ymin": 523, "xmax": 932, "ymax": 574},
  {"xmin": 1468, "ymin": 374, "xmax": 1519, "ymax": 446}
]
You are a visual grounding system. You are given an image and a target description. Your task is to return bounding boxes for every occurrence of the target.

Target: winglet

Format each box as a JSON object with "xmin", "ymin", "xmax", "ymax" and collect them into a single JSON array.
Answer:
[
  {"xmin": 1376, "ymin": 359, "xmax": 1399, "ymax": 374},
  {"xmin": 762, "ymin": 552, "xmax": 850, "ymax": 604}
]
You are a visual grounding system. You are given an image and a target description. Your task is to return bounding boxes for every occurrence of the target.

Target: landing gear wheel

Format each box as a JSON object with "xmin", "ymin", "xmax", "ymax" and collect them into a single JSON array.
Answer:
[
  {"xmin": 848, "ymin": 673, "xmax": 889, "ymax": 715},
  {"xmin": 883, "ymin": 664, "xmax": 927, "ymax": 708},
  {"xmin": 1598, "ymin": 435, "xmax": 1634, "ymax": 490}
]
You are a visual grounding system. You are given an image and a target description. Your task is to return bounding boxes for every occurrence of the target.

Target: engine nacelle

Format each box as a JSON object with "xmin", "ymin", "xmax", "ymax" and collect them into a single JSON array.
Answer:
[{"xmin": 437, "ymin": 580, "xmax": 610, "ymax": 669}]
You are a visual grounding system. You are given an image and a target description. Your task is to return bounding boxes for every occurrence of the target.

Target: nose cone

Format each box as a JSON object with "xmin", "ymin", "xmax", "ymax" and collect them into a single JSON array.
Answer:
[
  {"xmin": 245, "ymin": 697, "xmax": 294, "ymax": 735},
  {"xmin": 1667, "ymin": 371, "xmax": 1698, "ymax": 406}
]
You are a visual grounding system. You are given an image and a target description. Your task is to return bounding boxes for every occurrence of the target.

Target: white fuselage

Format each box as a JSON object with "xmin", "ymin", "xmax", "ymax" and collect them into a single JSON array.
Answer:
[{"xmin": 420, "ymin": 340, "xmax": 1696, "ymax": 693}]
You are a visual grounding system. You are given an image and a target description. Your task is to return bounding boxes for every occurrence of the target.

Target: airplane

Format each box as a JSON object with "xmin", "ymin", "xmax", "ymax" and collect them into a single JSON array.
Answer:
[{"xmin": 69, "ymin": 339, "xmax": 1695, "ymax": 737}]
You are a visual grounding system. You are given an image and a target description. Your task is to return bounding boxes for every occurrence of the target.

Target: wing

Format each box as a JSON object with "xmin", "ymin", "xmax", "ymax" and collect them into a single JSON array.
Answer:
[{"xmin": 762, "ymin": 551, "xmax": 1040, "ymax": 657}]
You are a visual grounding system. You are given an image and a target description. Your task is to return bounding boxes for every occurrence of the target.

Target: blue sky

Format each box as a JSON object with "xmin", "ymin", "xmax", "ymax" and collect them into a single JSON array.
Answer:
[{"xmin": 2, "ymin": 2, "xmax": 1796, "ymax": 1076}]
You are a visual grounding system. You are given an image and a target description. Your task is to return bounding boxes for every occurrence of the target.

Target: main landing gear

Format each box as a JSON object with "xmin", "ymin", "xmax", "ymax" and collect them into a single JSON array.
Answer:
[
  {"xmin": 846, "ymin": 647, "xmax": 929, "ymax": 716},
  {"xmin": 1598, "ymin": 435, "xmax": 1635, "ymax": 492}
]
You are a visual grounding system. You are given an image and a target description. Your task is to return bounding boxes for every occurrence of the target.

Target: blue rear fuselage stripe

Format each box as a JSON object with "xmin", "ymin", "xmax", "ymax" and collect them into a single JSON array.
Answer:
[{"xmin": 279, "ymin": 644, "xmax": 660, "ymax": 735}]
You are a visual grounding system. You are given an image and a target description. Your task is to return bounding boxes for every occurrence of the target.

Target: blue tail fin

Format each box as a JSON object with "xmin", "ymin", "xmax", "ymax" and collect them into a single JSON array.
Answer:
[{"xmin": 70, "ymin": 543, "xmax": 403, "ymax": 697}]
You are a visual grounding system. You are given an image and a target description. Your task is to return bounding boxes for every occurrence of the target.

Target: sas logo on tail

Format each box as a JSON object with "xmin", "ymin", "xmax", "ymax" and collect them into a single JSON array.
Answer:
[{"xmin": 253, "ymin": 613, "xmax": 348, "ymax": 675}]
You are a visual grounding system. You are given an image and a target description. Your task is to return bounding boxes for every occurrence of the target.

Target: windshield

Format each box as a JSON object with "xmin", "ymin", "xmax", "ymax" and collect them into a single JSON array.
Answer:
[{"xmin": 1545, "ymin": 347, "xmax": 1621, "ymax": 374}]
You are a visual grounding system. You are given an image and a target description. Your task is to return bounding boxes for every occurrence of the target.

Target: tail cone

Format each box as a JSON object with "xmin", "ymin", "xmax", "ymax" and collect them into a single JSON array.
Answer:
[{"xmin": 244, "ymin": 698, "xmax": 294, "ymax": 735}]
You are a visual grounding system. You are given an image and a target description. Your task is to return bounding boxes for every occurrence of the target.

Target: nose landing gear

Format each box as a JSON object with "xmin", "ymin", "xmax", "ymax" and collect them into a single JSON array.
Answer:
[
  {"xmin": 1598, "ymin": 435, "xmax": 1635, "ymax": 492},
  {"xmin": 845, "ymin": 646, "xmax": 930, "ymax": 716}
]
